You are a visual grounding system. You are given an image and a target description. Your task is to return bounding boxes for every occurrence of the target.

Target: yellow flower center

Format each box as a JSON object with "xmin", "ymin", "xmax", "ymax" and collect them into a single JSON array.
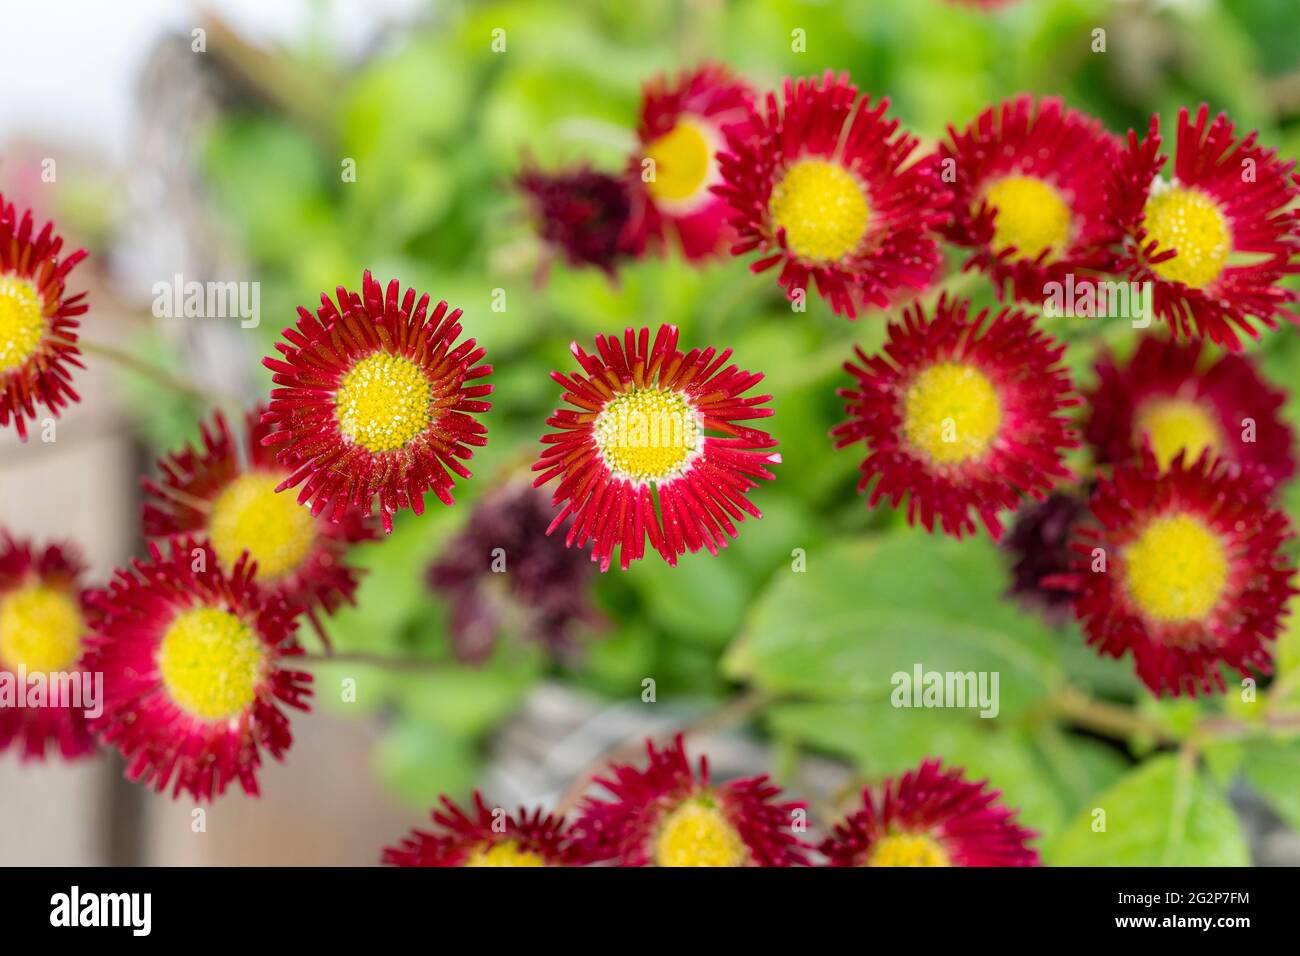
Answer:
[
  {"xmin": 0, "ymin": 584, "xmax": 84, "ymax": 673},
  {"xmin": 336, "ymin": 352, "xmax": 434, "ymax": 454},
  {"xmin": 0, "ymin": 275, "xmax": 46, "ymax": 373},
  {"xmin": 654, "ymin": 798, "xmax": 750, "ymax": 867},
  {"xmin": 768, "ymin": 159, "xmax": 871, "ymax": 262},
  {"xmin": 594, "ymin": 386, "xmax": 700, "ymax": 483},
  {"xmin": 644, "ymin": 118, "xmax": 714, "ymax": 205},
  {"xmin": 903, "ymin": 361, "xmax": 1003, "ymax": 465},
  {"xmin": 1142, "ymin": 185, "xmax": 1231, "ymax": 289},
  {"xmin": 1124, "ymin": 513, "xmax": 1228, "ymax": 623},
  {"xmin": 463, "ymin": 841, "xmax": 547, "ymax": 867},
  {"xmin": 981, "ymin": 174, "xmax": 1073, "ymax": 263},
  {"xmin": 158, "ymin": 607, "xmax": 265, "ymax": 721},
  {"xmin": 867, "ymin": 832, "xmax": 950, "ymax": 867},
  {"xmin": 1134, "ymin": 397, "xmax": 1222, "ymax": 471},
  {"xmin": 208, "ymin": 472, "xmax": 317, "ymax": 581}
]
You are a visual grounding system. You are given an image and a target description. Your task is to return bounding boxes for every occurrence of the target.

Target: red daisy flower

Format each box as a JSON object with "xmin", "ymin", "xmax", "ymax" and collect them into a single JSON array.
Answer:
[
  {"xmin": 262, "ymin": 270, "xmax": 493, "ymax": 534},
  {"xmin": 532, "ymin": 325, "xmax": 780, "ymax": 571},
  {"xmin": 573, "ymin": 734, "xmax": 808, "ymax": 867},
  {"xmin": 517, "ymin": 163, "xmax": 645, "ymax": 275},
  {"xmin": 0, "ymin": 533, "xmax": 98, "ymax": 761},
  {"xmin": 628, "ymin": 63, "xmax": 754, "ymax": 262},
  {"xmin": 91, "ymin": 540, "xmax": 311, "ymax": 800},
  {"xmin": 1084, "ymin": 334, "xmax": 1295, "ymax": 487},
  {"xmin": 831, "ymin": 296, "xmax": 1078, "ymax": 539},
  {"xmin": 0, "ymin": 195, "xmax": 88, "ymax": 441},
  {"xmin": 1051, "ymin": 450, "xmax": 1296, "ymax": 696},
  {"xmin": 937, "ymin": 96, "xmax": 1120, "ymax": 303},
  {"xmin": 820, "ymin": 759, "xmax": 1039, "ymax": 867},
  {"xmin": 1108, "ymin": 105, "xmax": 1300, "ymax": 350},
  {"xmin": 143, "ymin": 405, "xmax": 377, "ymax": 636},
  {"xmin": 383, "ymin": 792, "xmax": 577, "ymax": 867},
  {"xmin": 715, "ymin": 70, "xmax": 948, "ymax": 318}
]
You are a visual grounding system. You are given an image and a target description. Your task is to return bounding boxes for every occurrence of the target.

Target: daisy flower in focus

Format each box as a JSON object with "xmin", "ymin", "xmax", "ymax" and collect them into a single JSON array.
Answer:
[
  {"xmin": 715, "ymin": 71, "xmax": 948, "ymax": 317},
  {"xmin": 143, "ymin": 405, "xmax": 377, "ymax": 636},
  {"xmin": 573, "ymin": 734, "xmax": 808, "ymax": 867},
  {"xmin": 0, "ymin": 196, "xmax": 88, "ymax": 441},
  {"xmin": 820, "ymin": 759, "xmax": 1039, "ymax": 867},
  {"xmin": 832, "ymin": 297, "xmax": 1078, "ymax": 539},
  {"xmin": 629, "ymin": 63, "xmax": 754, "ymax": 261},
  {"xmin": 1084, "ymin": 335, "xmax": 1295, "ymax": 487},
  {"xmin": 937, "ymin": 95, "xmax": 1120, "ymax": 303},
  {"xmin": 92, "ymin": 540, "xmax": 311, "ymax": 800},
  {"xmin": 383, "ymin": 792, "xmax": 577, "ymax": 867},
  {"xmin": 1109, "ymin": 105, "xmax": 1300, "ymax": 350},
  {"xmin": 533, "ymin": 325, "xmax": 779, "ymax": 570},
  {"xmin": 0, "ymin": 533, "xmax": 98, "ymax": 760},
  {"xmin": 262, "ymin": 271, "xmax": 493, "ymax": 534},
  {"xmin": 517, "ymin": 163, "xmax": 645, "ymax": 275},
  {"xmin": 1051, "ymin": 450, "xmax": 1295, "ymax": 696}
]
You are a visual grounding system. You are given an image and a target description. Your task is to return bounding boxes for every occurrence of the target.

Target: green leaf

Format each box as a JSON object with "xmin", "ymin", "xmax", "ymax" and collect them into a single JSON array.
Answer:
[
  {"xmin": 1243, "ymin": 740, "xmax": 1300, "ymax": 832},
  {"xmin": 374, "ymin": 719, "xmax": 479, "ymax": 808},
  {"xmin": 628, "ymin": 547, "xmax": 747, "ymax": 649},
  {"xmin": 1049, "ymin": 755, "xmax": 1249, "ymax": 866},
  {"xmin": 741, "ymin": 532, "xmax": 1061, "ymax": 716}
]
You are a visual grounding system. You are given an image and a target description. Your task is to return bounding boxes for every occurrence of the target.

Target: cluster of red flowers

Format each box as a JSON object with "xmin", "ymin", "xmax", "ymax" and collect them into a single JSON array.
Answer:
[
  {"xmin": 383, "ymin": 736, "xmax": 1038, "ymax": 867},
  {"xmin": 522, "ymin": 65, "xmax": 1300, "ymax": 699},
  {"xmin": 2, "ymin": 55, "xmax": 1299, "ymax": 823}
]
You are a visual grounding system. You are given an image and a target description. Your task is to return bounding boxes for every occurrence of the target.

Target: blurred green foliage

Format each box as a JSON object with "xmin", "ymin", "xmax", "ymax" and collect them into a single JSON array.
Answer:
[{"xmin": 111, "ymin": 0, "xmax": 1300, "ymax": 862}]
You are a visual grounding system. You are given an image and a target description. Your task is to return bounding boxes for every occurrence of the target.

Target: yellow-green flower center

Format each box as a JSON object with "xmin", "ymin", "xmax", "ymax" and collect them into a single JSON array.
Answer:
[
  {"xmin": 867, "ymin": 832, "xmax": 950, "ymax": 867},
  {"xmin": 208, "ymin": 472, "xmax": 317, "ymax": 581},
  {"xmin": 336, "ymin": 352, "xmax": 434, "ymax": 454},
  {"xmin": 644, "ymin": 119, "xmax": 713, "ymax": 205},
  {"xmin": 654, "ymin": 798, "xmax": 750, "ymax": 867},
  {"xmin": 158, "ymin": 607, "xmax": 265, "ymax": 721},
  {"xmin": 0, "ymin": 584, "xmax": 84, "ymax": 673},
  {"xmin": 903, "ymin": 361, "xmax": 1003, "ymax": 465},
  {"xmin": 1142, "ymin": 185, "xmax": 1231, "ymax": 290},
  {"xmin": 1124, "ymin": 513, "xmax": 1228, "ymax": 623},
  {"xmin": 981, "ymin": 174, "xmax": 1073, "ymax": 263},
  {"xmin": 0, "ymin": 275, "xmax": 46, "ymax": 373},
  {"xmin": 1134, "ymin": 397, "xmax": 1222, "ymax": 471},
  {"xmin": 594, "ymin": 386, "xmax": 700, "ymax": 483},
  {"xmin": 463, "ymin": 841, "xmax": 547, "ymax": 867},
  {"xmin": 769, "ymin": 159, "xmax": 871, "ymax": 262}
]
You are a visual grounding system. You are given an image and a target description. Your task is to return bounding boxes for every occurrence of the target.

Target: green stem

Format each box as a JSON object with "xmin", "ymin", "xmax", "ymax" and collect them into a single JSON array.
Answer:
[
  {"xmin": 60, "ymin": 338, "xmax": 232, "ymax": 405},
  {"xmin": 298, "ymin": 651, "xmax": 448, "ymax": 672},
  {"xmin": 1052, "ymin": 684, "xmax": 1178, "ymax": 744}
]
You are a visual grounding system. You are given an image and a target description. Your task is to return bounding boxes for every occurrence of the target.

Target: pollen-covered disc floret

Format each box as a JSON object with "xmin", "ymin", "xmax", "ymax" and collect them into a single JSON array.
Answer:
[
  {"xmin": 936, "ymin": 96, "xmax": 1120, "ymax": 303},
  {"xmin": 143, "ymin": 406, "xmax": 377, "ymax": 633},
  {"xmin": 820, "ymin": 759, "xmax": 1039, "ymax": 867},
  {"xmin": 630, "ymin": 63, "xmax": 754, "ymax": 262},
  {"xmin": 715, "ymin": 70, "xmax": 948, "ymax": 317},
  {"xmin": 383, "ymin": 792, "xmax": 578, "ymax": 867},
  {"xmin": 572, "ymin": 734, "xmax": 809, "ymax": 867},
  {"xmin": 90, "ymin": 540, "xmax": 311, "ymax": 800},
  {"xmin": 533, "ymin": 325, "xmax": 779, "ymax": 570},
  {"xmin": 1084, "ymin": 335, "xmax": 1295, "ymax": 487},
  {"xmin": 262, "ymin": 271, "xmax": 492, "ymax": 534},
  {"xmin": 0, "ymin": 533, "xmax": 98, "ymax": 761},
  {"xmin": 0, "ymin": 195, "xmax": 88, "ymax": 441},
  {"xmin": 832, "ymin": 296, "xmax": 1079, "ymax": 539},
  {"xmin": 1051, "ymin": 450, "xmax": 1296, "ymax": 696},
  {"xmin": 1108, "ymin": 105, "xmax": 1300, "ymax": 349}
]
